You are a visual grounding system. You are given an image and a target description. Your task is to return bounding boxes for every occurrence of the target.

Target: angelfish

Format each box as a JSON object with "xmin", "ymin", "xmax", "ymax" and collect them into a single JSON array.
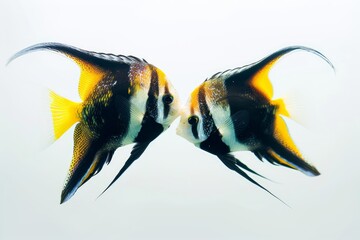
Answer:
[
  {"xmin": 176, "ymin": 46, "xmax": 334, "ymax": 202},
  {"xmin": 9, "ymin": 43, "xmax": 181, "ymax": 203}
]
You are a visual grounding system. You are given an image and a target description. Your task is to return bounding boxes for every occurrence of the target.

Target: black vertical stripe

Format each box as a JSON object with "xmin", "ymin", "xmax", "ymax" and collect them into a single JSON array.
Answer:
[
  {"xmin": 134, "ymin": 65, "xmax": 164, "ymax": 143},
  {"xmin": 200, "ymin": 128, "xmax": 230, "ymax": 155},
  {"xmin": 191, "ymin": 124, "xmax": 199, "ymax": 139},
  {"xmin": 189, "ymin": 104, "xmax": 199, "ymax": 139},
  {"xmin": 224, "ymin": 75, "xmax": 270, "ymax": 144},
  {"xmin": 146, "ymin": 66, "xmax": 159, "ymax": 120},
  {"xmin": 163, "ymin": 82, "xmax": 170, "ymax": 119},
  {"xmin": 197, "ymin": 85, "xmax": 230, "ymax": 155},
  {"xmin": 81, "ymin": 66, "xmax": 131, "ymax": 139},
  {"xmin": 198, "ymin": 85, "xmax": 215, "ymax": 136}
]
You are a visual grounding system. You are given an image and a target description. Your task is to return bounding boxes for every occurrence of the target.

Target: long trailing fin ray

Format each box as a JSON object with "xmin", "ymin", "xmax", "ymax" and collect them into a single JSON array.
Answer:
[
  {"xmin": 50, "ymin": 90, "xmax": 80, "ymax": 140},
  {"xmin": 97, "ymin": 142, "xmax": 151, "ymax": 198},
  {"xmin": 217, "ymin": 155, "xmax": 289, "ymax": 207},
  {"xmin": 7, "ymin": 42, "xmax": 137, "ymax": 67},
  {"xmin": 253, "ymin": 151, "xmax": 264, "ymax": 161},
  {"xmin": 220, "ymin": 154, "xmax": 271, "ymax": 181}
]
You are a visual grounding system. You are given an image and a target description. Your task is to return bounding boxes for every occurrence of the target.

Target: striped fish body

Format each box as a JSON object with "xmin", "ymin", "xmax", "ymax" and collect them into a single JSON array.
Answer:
[
  {"xmin": 78, "ymin": 62, "xmax": 168, "ymax": 148},
  {"xmin": 186, "ymin": 77, "xmax": 274, "ymax": 155},
  {"xmin": 177, "ymin": 46, "xmax": 334, "ymax": 202},
  {"xmin": 9, "ymin": 43, "xmax": 181, "ymax": 203}
]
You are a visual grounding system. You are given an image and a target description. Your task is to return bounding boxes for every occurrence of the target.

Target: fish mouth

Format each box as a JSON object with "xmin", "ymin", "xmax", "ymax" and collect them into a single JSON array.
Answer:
[{"xmin": 175, "ymin": 123, "xmax": 187, "ymax": 138}]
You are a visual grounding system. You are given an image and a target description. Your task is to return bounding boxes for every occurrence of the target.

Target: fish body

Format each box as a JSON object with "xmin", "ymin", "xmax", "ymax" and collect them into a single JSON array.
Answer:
[
  {"xmin": 177, "ymin": 46, "xmax": 334, "ymax": 202},
  {"xmin": 9, "ymin": 43, "xmax": 181, "ymax": 203}
]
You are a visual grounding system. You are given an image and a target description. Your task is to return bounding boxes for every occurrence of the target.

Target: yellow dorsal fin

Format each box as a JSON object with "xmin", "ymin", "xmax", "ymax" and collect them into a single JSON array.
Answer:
[
  {"xmin": 66, "ymin": 56, "xmax": 106, "ymax": 101},
  {"xmin": 249, "ymin": 46, "xmax": 335, "ymax": 101},
  {"xmin": 7, "ymin": 43, "xmax": 109, "ymax": 101},
  {"xmin": 155, "ymin": 66, "xmax": 167, "ymax": 89},
  {"xmin": 250, "ymin": 56, "xmax": 280, "ymax": 100},
  {"xmin": 50, "ymin": 91, "xmax": 81, "ymax": 140}
]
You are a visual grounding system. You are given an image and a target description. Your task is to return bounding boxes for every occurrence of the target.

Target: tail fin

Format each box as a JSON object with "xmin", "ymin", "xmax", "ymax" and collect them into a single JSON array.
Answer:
[{"xmin": 50, "ymin": 91, "xmax": 81, "ymax": 140}]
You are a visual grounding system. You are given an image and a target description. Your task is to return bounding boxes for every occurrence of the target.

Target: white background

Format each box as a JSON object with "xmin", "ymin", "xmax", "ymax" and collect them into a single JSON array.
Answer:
[{"xmin": 0, "ymin": 0, "xmax": 359, "ymax": 239}]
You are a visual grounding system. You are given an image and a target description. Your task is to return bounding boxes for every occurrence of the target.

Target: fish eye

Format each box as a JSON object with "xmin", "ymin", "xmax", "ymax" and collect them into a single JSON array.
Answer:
[
  {"xmin": 188, "ymin": 115, "xmax": 199, "ymax": 125},
  {"xmin": 162, "ymin": 94, "xmax": 174, "ymax": 105}
]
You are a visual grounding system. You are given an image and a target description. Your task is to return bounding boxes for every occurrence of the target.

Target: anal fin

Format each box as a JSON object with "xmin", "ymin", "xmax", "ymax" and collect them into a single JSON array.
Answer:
[
  {"xmin": 79, "ymin": 150, "xmax": 115, "ymax": 187},
  {"xmin": 61, "ymin": 123, "xmax": 102, "ymax": 204},
  {"xmin": 263, "ymin": 115, "xmax": 320, "ymax": 176}
]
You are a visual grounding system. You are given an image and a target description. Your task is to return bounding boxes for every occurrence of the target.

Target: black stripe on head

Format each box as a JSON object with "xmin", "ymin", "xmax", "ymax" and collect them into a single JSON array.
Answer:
[
  {"xmin": 198, "ymin": 85, "xmax": 215, "ymax": 137},
  {"xmin": 191, "ymin": 123, "xmax": 199, "ymax": 139},
  {"xmin": 146, "ymin": 66, "xmax": 159, "ymax": 120},
  {"xmin": 196, "ymin": 84, "xmax": 232, "ymax": 155},
  {"xmin": 163, "ymin": 82, "xmax": 170, "ymax": 119},
  {"xmin": 189, "ymin": 106, "xmax": 199, "ymax": 139}
]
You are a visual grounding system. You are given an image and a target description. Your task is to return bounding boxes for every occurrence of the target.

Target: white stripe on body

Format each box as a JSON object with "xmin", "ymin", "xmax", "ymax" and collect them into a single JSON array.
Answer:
[
  {"xmin": 205, "ymin": 80, "xmax": 249, "ymax": 152},
  {"xmin": 121, "ymin": 63, "xmax": 151, "ymax": 145}
]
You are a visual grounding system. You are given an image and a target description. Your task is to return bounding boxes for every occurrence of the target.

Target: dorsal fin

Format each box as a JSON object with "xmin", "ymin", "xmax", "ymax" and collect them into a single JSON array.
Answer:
[
  {"xmin": 247, "ymin": 46, "xmax": 334, "ymax": 100},
  {"xmin": 216, "ymin": 46, "xmax": 334, "ymax": 100},
  {"xmin": 7, "ymin": 42, "xmax": 141, "ymax": 101}
]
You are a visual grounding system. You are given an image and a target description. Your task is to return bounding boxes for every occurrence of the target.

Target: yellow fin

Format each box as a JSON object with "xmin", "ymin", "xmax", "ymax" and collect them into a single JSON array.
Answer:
[
  {"xmin": 67, "ymin": 56, "xmax": 106, "ymax": 101},
  {"xmin": 269, "ymin": 115, "xmax": 320, "ymax": 176},
  {"xmin": 80, "ymin": 159, "xmax": 99, "ymax": 186},
  {"xmin": 251, "ymin": 56, "xmax": 280, "ymax": 99},
  {"xmin": 272, "ymin": 98, "xmax": 290, "ymax": 118},
  {"xmin": 273, "ymin": 115, "xmax": 303, "ymax": 160},
  {"xmin": 50, "ymin": 91, "xmax": 81, "ymax": 140},
  {"xmin": 61, "ymin": 123, "xmax": 94, "ymax": 203},
  {"xmin": 266, "ymin": 149, "xmax": 297, "ymax": 169}
]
